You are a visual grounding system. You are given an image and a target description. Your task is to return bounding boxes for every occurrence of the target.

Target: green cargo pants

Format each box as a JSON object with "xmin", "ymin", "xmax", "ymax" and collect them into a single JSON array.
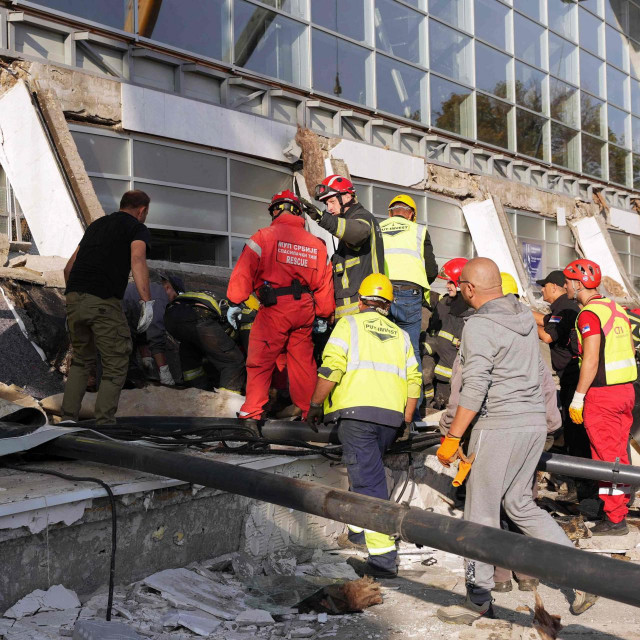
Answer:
[{"xmin": 62, "ymin": 292, "xmax": 132, "ymax": 424}]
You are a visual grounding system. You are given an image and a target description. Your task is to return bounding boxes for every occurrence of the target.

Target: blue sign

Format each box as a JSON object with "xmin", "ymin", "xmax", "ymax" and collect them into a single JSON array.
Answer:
[{"xmin": 522, "ymin": 241, "xmax": 543, "ymax": 281}]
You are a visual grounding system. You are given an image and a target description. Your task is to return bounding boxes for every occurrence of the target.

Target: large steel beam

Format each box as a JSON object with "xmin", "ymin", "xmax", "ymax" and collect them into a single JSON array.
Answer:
[{"xmin": 41, "ymin": 433, "xmax": 640, "ymax": 609}]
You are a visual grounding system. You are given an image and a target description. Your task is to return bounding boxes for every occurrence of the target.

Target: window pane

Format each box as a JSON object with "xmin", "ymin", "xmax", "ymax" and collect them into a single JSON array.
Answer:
[
  {"xmin": 581, "ymin": 92, "xmax": 606, "ymax": 136},
  {"xmin": 608, "ymin": 104, "xmax": 629, "ymax": 146},
  {"xmin": 548, "ymin": 33, "xmax": 578, "ymax": 82},
  {"xmin": 428, "ymin": 226, "xmax": 473, "ymax": 258},
  {"xmin": 514, "ymin": 0, "xmax": 544, "ymax": 22},
  {"xmin": 633, "ymin": 116, "xmax": 640, "ymax": 152},
  {"xmin": 312, "ymin": 0, "xmax": 366, "ymax": 42},
  {"xmin": 609, "ymin": 144, "xmax": 628, "ymax": 183},
  {"xmin": 517, "ymin": 215, "xmax": 543, "ymax": 238},
  {"xmin": 138, "ymin": 183, "xmax": 228, "ymax": 232},
  {"xmin": 260, "ymin": 0, "xmax": 306, "ymax": 18},
  {"xmin": 634, "ymin": 153, "xmax": 640, "ymax": 189},
  {"xmin": 141, "ymin": 0, "xmax": 226, "ymax": 61},
  {"xmin": 376, "ymin": 54, "xmax": 426, "ymax": 122},
  {"xmin": 90, "ymin": 177, "xmax": 130, "ymax": 213},
  {"xmin": 630, "ymin": 38, "xmax": 640, "ymax": 77},
  {"xmin": 427, "ymin": 197, "xmax": 466, "ymax": 229},
  {"xmin": 29, "ymin": 0, "xmax": 128, "ymax": 30},
  {"xmin": 515, "ymin": 14, "xmax": 544, "ymax": 67},
  {"xmin": 630, "ymin": 2, "xmax": 640, "ymax": 41},
  {"xmin": 374, "ymin": 0, "xmax": 423, "ymax": 64},
  {"xmin": 607, "ymin": 64, "xmax": 628, "ymax": 107},
  {"xmin": 550, "ymin": 78, "xmax": 579, "ymax": 127},
  {"xmin": 580, "ymin": 50, "xmax": 605, "ymax": 97},
  {"xmin": 429, "ymin": 20, "xmax": 472, "ymax": 84},
  {"xmin": 606, "ymin": 24, "xmax": 626, "ymax": 69},
  {"xmin": 605, "ymin": 0, "xmax": 627, "ymax": 30},
  {"xmin": 230, "ymin": 196, "xmax": 269, "ymax": 235},
  {"xmin": 477, "ymin": 94, "xmax": 510, "ymax": 149},
  {"xmin": 579, "ymin": 7, "xmax": 603, "ymax": 56},
  {"xmin": 149, "ymin": 229, "xmax": 229, "ymax": 267},
  {"xmin": 430, "ymin": 75, "xmax": 472, "ymax": 135},
  {"xmin": 558, "ymin": 244, "xmax": 579, "ymax": 268},
  {"xmin": 516, "ymin": 109, "xmax": 546, "ymax": 160},
  {"xmin": 73, "ymin": 132, "xmax": 129, "ymax": 175},
  {"xmin": 551, "ymin": 122, "xmax": 578, "ymax": 168},
  {"xmin": 610, "ymin": 229, "xmax": 629, "ymax": 251},
  {"xmin": 582, "ymin": 0, "xmax": 602, "ymax": 17},
  {"xmin": 548, "ymin": 0, "xmax": 577, "ymax": 41},
  {"xmin": 230, "ymin": 161, "xmax": 291, "ymax": 199},
  {"xmin": 476, "ymin": 42, "xmax": 510, "ymax": 99},
  {"xmin": 133, "ymin": 142, "xmax": 227, "ymax": 189},
  {"xmin": 474, "ymin": 0, "xmax": 510, "ymax": 50},
  {"xmin": 234, "ymin": 1, "xmax": 306, "ymax": 84},
  {"xmin": 429, "ymin": 0, "xmax": 471, "ymax": 31},
  {"xmin": 515, "ymin": 61, "xmax": 545, "ymax": 112},
  {"xmin": 632, "ymin": 78, "xmax": 640, "ymax": 112},
  {"xmin": 312, "ymin": 30, "xmax": 370, "ymax": 105},
  {"xmin": 373, "ymin": 187, "xmax": 424, "ymax": 221},
  {"xmin": 582, "ymin": 133, "xmax": 605, "ymax": 176}
]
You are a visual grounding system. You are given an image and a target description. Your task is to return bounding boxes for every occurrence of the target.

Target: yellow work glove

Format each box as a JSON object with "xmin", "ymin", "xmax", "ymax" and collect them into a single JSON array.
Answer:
[
  {"xmin": 569, "ymin": 391, "xmax": 585, "ymax": 425},
  {"xmin": 452, "ymin": 453, "xmax": 475, "ymax": 487},
  {"xmin": 436, "ymin": 435, "xmax": 461, "ymax": 467}
]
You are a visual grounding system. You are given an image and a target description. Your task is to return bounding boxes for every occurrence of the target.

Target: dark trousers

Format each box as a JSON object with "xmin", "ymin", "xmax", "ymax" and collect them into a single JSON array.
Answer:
[
  {"xmin": 164, "ymin": 304, "xmax": 245, "ymax": 392},
  {"xmin": 338, "ymin": 418, "xmax": 399, "ymax": 571}
]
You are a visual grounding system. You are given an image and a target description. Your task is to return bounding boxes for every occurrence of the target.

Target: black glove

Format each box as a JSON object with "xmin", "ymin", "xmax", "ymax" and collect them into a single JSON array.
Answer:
[
  {"xmin": 299, "ymin": 197, "xmax": 323, "ymax": 222},
  {"xmin": 306, "ymin": 402, "xmax": 323, "ymax": 432}
]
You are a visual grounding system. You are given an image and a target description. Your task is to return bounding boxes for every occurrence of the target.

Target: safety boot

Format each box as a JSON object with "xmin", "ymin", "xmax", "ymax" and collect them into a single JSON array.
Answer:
[
  {"xmin": 347, "ymin": 557, "xmax": 397, "ymax": 579},
  {"xmin": 491, "ymin": 580, "xmax": 512, "ymax": 593},
  {"xmin": 516, "ymin": 578, "xmax": 539, "ymax": 592},
  {"xmin": 590, "ymin": 516, "xmax": 629, "ymax": 536},
  {"xmin": 437, "ymin": 595, "xmax": 495, "ymax": 625},
  {"xmin": 571, "ymin": 590, "xmax": 599, "ymax": 615}
]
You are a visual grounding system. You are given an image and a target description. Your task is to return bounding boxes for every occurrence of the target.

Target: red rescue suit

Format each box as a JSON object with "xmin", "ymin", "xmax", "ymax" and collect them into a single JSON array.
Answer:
[{"xmin": 227, "ymin": 213, "xmax": 334, "ymax": 418}]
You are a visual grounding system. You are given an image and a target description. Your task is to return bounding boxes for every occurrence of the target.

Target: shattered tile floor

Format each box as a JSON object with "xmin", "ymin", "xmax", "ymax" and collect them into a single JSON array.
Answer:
[{"xmin": 3, "ymin": 529, "xmax": 640, "ymax": 640}]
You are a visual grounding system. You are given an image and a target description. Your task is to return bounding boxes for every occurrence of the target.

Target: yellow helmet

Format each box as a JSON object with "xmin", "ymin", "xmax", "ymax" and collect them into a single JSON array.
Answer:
[
  {"xmin": 500, "ymin": 272, "xmax": 519, "ymax": 296},
  {"xmin": 359, "ymin": 273, "xmax": 394, "ymax": 302},
  {"xmin": 388, "ymin": 194, "xmax": 417, "ymax": 220},
  {"xmin": 245, "ymin": 294, "xmax": 260, "ymax": 311}
]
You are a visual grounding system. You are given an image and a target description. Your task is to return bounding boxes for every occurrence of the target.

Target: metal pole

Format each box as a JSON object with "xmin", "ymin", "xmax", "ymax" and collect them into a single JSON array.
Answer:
[{"xmin": 42, "ymin": 433, "xmax": 640, "ymax": 609}]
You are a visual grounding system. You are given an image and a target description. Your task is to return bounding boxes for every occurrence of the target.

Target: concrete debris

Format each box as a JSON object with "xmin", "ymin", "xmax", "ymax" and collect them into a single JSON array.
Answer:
[
  {"xmin": 162, "ymin": 610, "xmax": 222, "ymax": 636},
  {"xmin": 232, "ymin": 552, "xmax": 265, "ymax": 582},
  {"xmin": 0, "ymin": 233, "xmax": 8, "ymax": 266},
  {"xmin": 290, "ymin": 626, "xmax": 315, "ymax": 637},
  {"xmin": 263, "ymin": 548, "xmax": 298, "ymax": 576},
  {"xmin": 309, "ymin": 563, "xmax": 359, "ymax": 581},
  {"xmin": 4, "ymin": 585, "xmax": 81, "ymax": 619},
  {"xmin": 555, "ymin": 514, "xmax": 591, "ymax": 541},
  {"xmin": 234, "ymin": 609, "xmax": 274, "ymax": 626},
  {"xmin": 73, "ymin": 619, "xmax": 142, "ymax": 639}
]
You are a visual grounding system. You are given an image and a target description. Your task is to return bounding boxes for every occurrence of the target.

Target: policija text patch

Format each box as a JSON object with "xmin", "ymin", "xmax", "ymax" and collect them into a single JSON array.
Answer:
[{"xmin": 276, "ymin": 241, "xmax": 318, "ymax": 269}]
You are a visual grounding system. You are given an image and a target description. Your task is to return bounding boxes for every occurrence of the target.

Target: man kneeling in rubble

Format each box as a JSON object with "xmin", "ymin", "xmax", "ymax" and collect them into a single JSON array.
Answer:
[{"xmin": 435, "ymin": 257, "xmax": 597, "ymax": 625}]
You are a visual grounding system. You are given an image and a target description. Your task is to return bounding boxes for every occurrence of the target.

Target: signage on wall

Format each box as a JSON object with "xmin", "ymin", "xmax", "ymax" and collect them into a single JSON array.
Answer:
[{"xmin": 522, "ymin": 241, "xmax": 543, "ymax": 281}]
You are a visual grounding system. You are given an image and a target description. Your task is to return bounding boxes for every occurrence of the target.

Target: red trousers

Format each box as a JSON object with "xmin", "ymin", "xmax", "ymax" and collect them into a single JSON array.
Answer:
[
  {"xmin": 584, "ymin": 383, "xmax": 635, "ymax": 523},
  {"xmin": 240, "ymin": 296, "xmax": 316, "ymax": 419}
]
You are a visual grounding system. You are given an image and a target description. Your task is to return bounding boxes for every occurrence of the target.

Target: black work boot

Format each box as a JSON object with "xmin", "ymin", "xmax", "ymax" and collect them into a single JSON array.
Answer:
[
  {"xmin": 590, "ymin": 516, "xmax": 629, "ymax": 536},
  {"xmin": 437, "ymin": 595, "xmax": 495, "ymax": 625},
  {"xmin": 347, "ymin": 556, "xmax": 397, "ymax": 579}
]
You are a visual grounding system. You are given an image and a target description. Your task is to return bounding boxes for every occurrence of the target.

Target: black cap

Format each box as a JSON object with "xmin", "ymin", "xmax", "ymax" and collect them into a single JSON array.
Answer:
[
  {"xmin": 536, "ymin": 270, "xmax": 566, "ymax": 288},
  {"xmin": 160, "ymin": 272, "xmax": 185, "ymax": 294}
]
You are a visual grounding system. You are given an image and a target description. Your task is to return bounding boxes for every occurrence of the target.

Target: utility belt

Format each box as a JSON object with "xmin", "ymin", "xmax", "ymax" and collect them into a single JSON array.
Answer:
[
  {"xmin": 256, "ymin": 279, "xmax": 311, "ymax": 307},
  {"xmin": 392, "ymin": 282, "xmax": 422, "ymax": 292}
]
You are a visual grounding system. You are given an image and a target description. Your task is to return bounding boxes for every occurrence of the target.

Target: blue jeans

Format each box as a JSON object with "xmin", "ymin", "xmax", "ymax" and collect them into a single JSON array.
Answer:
[
  {"xmin": 339, "ymin": 419, "xmax": 399, "ymax": 571},
  {"xmin": 389, "ymin": 286, "xmax": 423, "ymax": 420}
]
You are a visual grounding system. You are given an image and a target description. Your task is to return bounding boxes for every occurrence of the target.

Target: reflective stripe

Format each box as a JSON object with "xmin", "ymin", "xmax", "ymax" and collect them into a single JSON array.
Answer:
[
  {"xmin": 335, "ymin": 301, "xmax": 360, "ymax": 319},
  {"xmin": 438, "ymin": 330, "xmax": 456, "ymax": 343},
  {"xmin": 176, "ymin": 291, "xmax": 221, "ymax": 315},
  {"xmin": 368, "ymin": 544, "xmax": 397, "ymax": 555},
  {"xmin": 348, "ymin": 524, "xmax": 364, "ymax": 533},
  {"xmin": 434, "ymin": 364, "xmax": 452, "ymax": 378},
  {"xmin": 599, "ymin": 486, "xmax": 631, "ymax": 496},
  {"xmin": 605, "ymin": 358, "xmax": 637, "ymax": 371},
  {"xmin": 336, "ymin": 217, "xmax": 346, "ymax": 239},
  {"xmin": 424, "ymin": 388, "xmax": 435, "ymax": 398},
  {"xmin": 346, "ymin": 360, "xmax": 407, "ymax": 378},
  {"xmin": 385, "ymin": 247, "xmax": 421, "ymax": 259},
  {"xmin": 370, "ymin": 220, "xmax": 381, "ymax": 274},
  {"xmin": 407, "ymin": 355, "xmax": 418, "ymax": 368},
  {"xmin": 422, "ymin": 342, "xmax": 433, "ymax": 356},
  {"xmin": 183, "ymin": 366, "xmax": 205, "ymax": 381},
  {"xmin": 346, "ymin": 315, "xmax": 359, "ymax": 359},
  {"xmin": 246, "ymin": 238, "xmax": 262, "ymax": 256},
  {"xmin": 327, "ymin": 337, "xmax": 349, "ymax": 354}
]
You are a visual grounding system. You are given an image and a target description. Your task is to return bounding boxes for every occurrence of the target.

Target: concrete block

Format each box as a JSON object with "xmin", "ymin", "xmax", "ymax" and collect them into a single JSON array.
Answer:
[
  {"xmin": 72, "ymin": 620, "xmax": 142, "ymax": 640},
  {"xmin": 234, "ymin": 609, "xmax": 274, "ymax": 626}
]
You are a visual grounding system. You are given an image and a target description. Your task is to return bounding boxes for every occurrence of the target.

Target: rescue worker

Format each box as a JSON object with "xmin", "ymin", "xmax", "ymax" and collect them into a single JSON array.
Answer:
[
  {"xmin": 302, "ymin": 175, "xmax": 384, "ymax": 319},
  {"xmin": 565, "ymin": 259, "xmax": 637, "ymax": 535},
  {"xmin": 380, "ymin": 194, "xmax": 438, "ymax": 419},
  {"xmin": 436, "ymin": 258, "xmax": 596, "ymax": 624},
  {"xmin": 226, "ymin": 190, "xmax": 334, "ymax": 419},
  {"xmin": 62, "ymin": 190, "xmax": 153, "ymax": 425},
  {"xmin": 164, "ymin": 288, "xmax": 245, "ymax": 392},
  {"xmin": 532, "ymin": 270, "xmax": 585, "ymax": 457},
  {"xmin": 422, "ymin": 258, "xmax": 470, "ymax": 408},
  {"xmin": 307, "ymin": 273, "xmax": 421, "ymax": 578}
]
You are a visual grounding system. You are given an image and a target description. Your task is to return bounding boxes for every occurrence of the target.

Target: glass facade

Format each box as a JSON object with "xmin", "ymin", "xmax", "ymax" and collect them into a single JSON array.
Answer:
[{"xmin": 26, "ymin": 0, "xmax": 640, "ymax": 187}]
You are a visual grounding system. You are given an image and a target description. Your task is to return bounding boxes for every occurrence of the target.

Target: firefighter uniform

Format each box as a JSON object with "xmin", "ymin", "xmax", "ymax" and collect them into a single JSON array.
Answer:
[
  {"xmin": 164, "ymin": 291, "xmax": 245, "ymax": 392},
  {"xmin": 227, "ymin": 202, "xmax": 335, "ymax": 419},
  {"xmin": 318, "ymin": 288, "xmax": 421, "ymax": 573},
  {"xmin": 576, "ymin": 296, "xmax": 637, "ymax": 523}
]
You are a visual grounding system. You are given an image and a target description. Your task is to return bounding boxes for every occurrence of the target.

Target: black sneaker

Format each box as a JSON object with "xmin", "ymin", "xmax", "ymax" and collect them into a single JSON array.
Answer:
[
  {"xmin": 437, "ymin": 596, "xmax": 496, "ymax": 625},
  {"xmin": 590, "ymin": 517, "xmax": 629, "ymax": 536},
  {"xmin": 347, "ymin": 556, "xmax": 397, "ymax": 579}
]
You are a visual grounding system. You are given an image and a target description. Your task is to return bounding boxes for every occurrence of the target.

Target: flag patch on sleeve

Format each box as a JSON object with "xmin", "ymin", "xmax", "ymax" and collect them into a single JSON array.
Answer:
[
  {"xmin": 580, "ymin": 324, "xmax": 591, "ymax": 334},
  {"xmin": 549, "ymin": 316, "xmax": 562, "ymax": 323}
]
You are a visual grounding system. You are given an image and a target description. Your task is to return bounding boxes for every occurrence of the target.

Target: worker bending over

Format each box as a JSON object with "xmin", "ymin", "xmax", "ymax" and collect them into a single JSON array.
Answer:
[
  {"xmin": 227, "ymin": 190, "xmax": 334, "ymax": 419},
  {"xmin": 62, "ymin": 190, "xmax": 153, "ymax": 424},
  {"xmin": 307, "ymin": 274, "xmax": 421, "ymax": 578},
  {"xmin": 380, "ymin": 194, "xmax": 437, "ymax": 418},
  {"xmin": 303, "ymin": 175, "xmax": 384, "ymax": 319},
  {"xmin": 436, "ymin": 258, "xmax": 595, "ymax": 624},
  {"xmin": 565, "ymin": 259, "xmax": 637, "ymax": 535}
]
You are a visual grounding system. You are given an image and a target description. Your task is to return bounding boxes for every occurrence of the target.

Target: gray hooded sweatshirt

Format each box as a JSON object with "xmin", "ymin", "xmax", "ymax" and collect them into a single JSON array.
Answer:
[{"xmin": 457, "ymin": 294, "xmax": 546, "ymax": 430}]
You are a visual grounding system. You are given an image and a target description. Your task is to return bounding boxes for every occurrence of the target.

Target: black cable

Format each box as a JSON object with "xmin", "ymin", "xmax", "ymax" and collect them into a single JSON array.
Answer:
[
  {"xmin": 394, "ymin": 452, "xmax": 413, "ymax": 504},
  {"xmin": 1, "ymin": 463, "xmax": 117, "ymax": 622}
]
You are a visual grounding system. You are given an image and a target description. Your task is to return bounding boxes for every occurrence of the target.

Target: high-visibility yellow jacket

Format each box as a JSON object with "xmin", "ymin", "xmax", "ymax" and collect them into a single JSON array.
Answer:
[
  {"xmin": 171, "ymin": 291, "xmax": 221, "ymax": 316},
  {"xmin": 318, "ymin": 310, "xmax": 422, "ymax": 427},
  {"xmin": 577, "ymin": 296, "xmax": 637, "ymax": 386},
  {"xmin": 380, "ymin": 217, "xmax": 430, "ymax": 290}
]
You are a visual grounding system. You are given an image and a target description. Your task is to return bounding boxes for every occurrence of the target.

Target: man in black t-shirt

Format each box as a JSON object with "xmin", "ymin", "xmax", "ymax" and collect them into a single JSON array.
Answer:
[{"xmin": 62, "ymin": 190, "xmax": 153, "ymax": 424}]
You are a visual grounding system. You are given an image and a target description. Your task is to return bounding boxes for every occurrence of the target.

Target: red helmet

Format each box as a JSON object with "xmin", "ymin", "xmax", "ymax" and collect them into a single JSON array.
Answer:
[
  {"xmin": 438, "ymin": 258, "xmax": 468, "ymax": 287},
  {"xmin": 315, "ymin": 175, "xmax": 355, "ymax": 202},
  {"xmin": 269, "ymin": 189, "xmax": 302, "ymax": 216},
  {"xmin": 563, "ymin": 259, "xmax": 601, "ymax": 289}
]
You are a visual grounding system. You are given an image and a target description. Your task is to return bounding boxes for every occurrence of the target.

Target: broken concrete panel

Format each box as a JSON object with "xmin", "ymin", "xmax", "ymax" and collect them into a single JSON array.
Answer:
[
  {"xmin": 234, "ymin": 609, "xmax": 274, "ymax": 626},
  {"xmin": 34, "ymin": 89, "xmax": 104, "ymax": 225},
  {"xmin": 610, "ymin": 207, "xmax": 640, "ymax": 236},
  {"xmin": 162, "ymin": 609, "xmax": 222, "ymax": 636},
  {"xmin": 427, "ymin": 164, "xmax": 478, "ymax": 200},
  {"xmin": 0, "ymin": 82, "xmax": 84, "ymax": 257},
  {"xmin": 122, "ymin": 85, "xmax": 297, "ymax": 164},
  {"xmin": 73, "ymin": 619, "xmax": 142, "ymax": 640},
  {"xmin": 41, "ymin": 386, "xmax": 246, "ymax": 420},
  {"xmin": 330, "ymin": 139, "xmax": 423, "ymax": 187},
  {"xmin": 295, "ymin": 128, "xmax": 326, "ymax": 197}
]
